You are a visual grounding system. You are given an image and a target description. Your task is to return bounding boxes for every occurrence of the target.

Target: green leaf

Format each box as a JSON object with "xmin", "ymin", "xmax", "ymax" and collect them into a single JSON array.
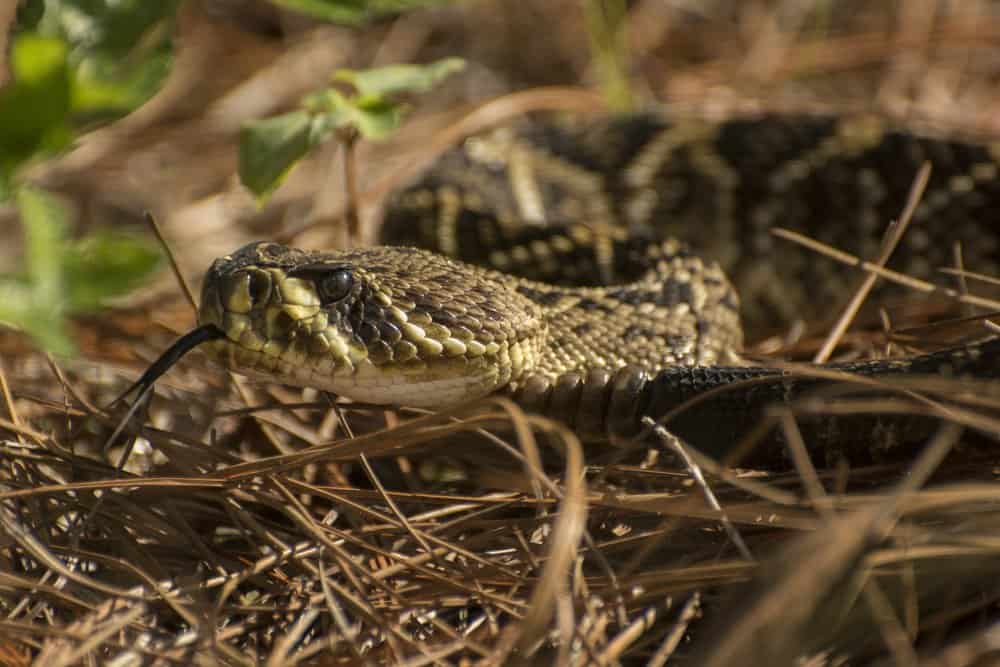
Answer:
[
  {"xmin": 345, "ymin": 96, "xmax": 404, "ymax": 140},
  {"xmin": 33, "ymin": 0, "xmax": 179, "ymax": 58},
  {"xmin": 239, "ymin": 111, "xmax": 328, "ymax": 200},
  {"xmin": 1, "ymin": 187, "xmax": 74, "ymax": 355},
  {"xmin": 0, "ymin": 33, "xmax": 72, "ymax": 182},
  {"xmin": 334, "ymin": 58, "xmax": 465, "ymax": 97},
  {"xmin": 2, "ymin": 186, "xmax": 159, "ymax": 356},
  {"xmin": 267, "ymin": 0, "xmax": 371, "ymax": 24},
  {"xmin": 303, "ymin": 89, "xmax": 403, "ymax": 140},
  {"xmin": 17, "ymin": 186, "xmax": 68, "ymax": 303},
  {"xmin": 240, "ymin": 57, "xmax": 463, "ymax": 197},
  {"xmin": 267, "ymin": 0, "xmax": 450, "ymax": 25},
  {"xmin": 18, "ymin": 0, "xmax": 178, "ymax": 125},
  {"xmin": 0, "ymin": 280, "xmax": 75, "ymax": 357},
  {"xmin": 62, "ymin": 232, "xmax": 162, "ymax": 312},
  {"xmin": 0, "ymin": 4, "xmax": 178, "ymax": 190},
  {"xmin": 71, "ymin": 50, "xmax": 173, "ymax": 117},
  {"xmin": 302, "ymin": 87, "xmax": 350, "ymax": 114}
]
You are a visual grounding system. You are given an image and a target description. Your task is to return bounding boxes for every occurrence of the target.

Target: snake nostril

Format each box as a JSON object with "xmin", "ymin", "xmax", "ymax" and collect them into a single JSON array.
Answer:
[{"xmin": 247, "ymin": 271, "xmax": 272, "ymax": 305}]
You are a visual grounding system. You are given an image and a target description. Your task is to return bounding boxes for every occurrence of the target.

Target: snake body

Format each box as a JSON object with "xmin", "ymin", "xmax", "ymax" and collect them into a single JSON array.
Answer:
[
  {"xmin": 382, "ymin": 113, "xmax": 1000, "ymax": 333},
  {"xmin": 197, "ymin": 233, "xmax": 742, "ymax": 408},
  {"xmin": 199, "ymin": 112, "xmax": 1000, "ymax": 464}
]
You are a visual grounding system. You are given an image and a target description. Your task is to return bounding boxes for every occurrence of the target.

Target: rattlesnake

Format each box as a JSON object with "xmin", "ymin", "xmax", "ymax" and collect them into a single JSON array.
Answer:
[{"xmin": 194, "ymin": 113, "xmax": 1000, "ymax": 465}]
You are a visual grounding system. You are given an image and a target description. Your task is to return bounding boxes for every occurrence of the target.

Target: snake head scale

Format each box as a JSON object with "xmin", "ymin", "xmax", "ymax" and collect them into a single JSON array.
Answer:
[{"xmin": 197, "ymin": 241, "xmax": 548, "ymax": 407}]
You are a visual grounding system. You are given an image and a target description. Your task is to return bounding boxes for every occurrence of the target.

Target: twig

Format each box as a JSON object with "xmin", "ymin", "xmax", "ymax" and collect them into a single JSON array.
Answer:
[
  {"xmin": 920, "ymin": 620, "xmax": 1000, "ymax": 667},
  {"xmin": 642, "ymin": 417, "xmax": 754, "ymax": 562},
  {"xmin": 0, "ymin": 358, "xmax": 23, "ymax": 447},
  {"xmin": 277, "ymin": 86, "xmax": 605, "ymax": 242},
  {"xmin": 597, "ymin": 604, "xmax": 657, "ymax": 663},
  {"xmin": 938, "ymin": 265, "xmax": 1000, "ymax": 288},
  {"xmin": 778, "ymin": 413, "xmax": 833, "ymax": 519},
  {"xmin": 340, "ymin": 128, "xmax": 362, "ymax": 245},
  {"xmin": 811, "ymin": 162, "xmax": 930, "ymax": 363},
  {"xmin": 647, "ymin": 594, "xmax": 702, "ymax": 667},
  {"xmin": 771, "ymin": 228, "xmax": 1000, "ymax": 312},
  {"xmin": 862, "ymin": 580, "xmax": 919, "ymax": 666},
  {"xmin": 487, "ymin": 413, "xmax": 588, "ymax": 663},
  {"xmin": 144, "ymin": 211, "xmax": 197, "ymax": 316}
]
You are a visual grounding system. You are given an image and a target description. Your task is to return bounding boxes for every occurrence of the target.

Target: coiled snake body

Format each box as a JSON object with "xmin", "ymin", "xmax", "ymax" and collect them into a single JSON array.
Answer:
[{"xmin": 199, "ymin": 113, "xmax": 1000, "ymax": 464}]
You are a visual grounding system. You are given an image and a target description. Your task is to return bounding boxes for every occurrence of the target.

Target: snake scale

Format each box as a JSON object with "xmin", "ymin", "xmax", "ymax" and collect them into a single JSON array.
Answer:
[{"xmin": 198, "ymin": 112, "xmax": 1000, "ymax": 466}]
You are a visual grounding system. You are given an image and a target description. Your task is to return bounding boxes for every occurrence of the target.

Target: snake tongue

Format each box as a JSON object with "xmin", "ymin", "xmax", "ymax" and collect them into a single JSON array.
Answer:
[{"xmin": 108, "ymin": 324, "xmax": 226, "ymax": 408}]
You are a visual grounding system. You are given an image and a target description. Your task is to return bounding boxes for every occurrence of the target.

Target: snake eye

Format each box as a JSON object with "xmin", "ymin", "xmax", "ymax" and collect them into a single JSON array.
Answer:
[{"xmin": 317, "ymin": 268, "xmax": 354, "ymax": 303}]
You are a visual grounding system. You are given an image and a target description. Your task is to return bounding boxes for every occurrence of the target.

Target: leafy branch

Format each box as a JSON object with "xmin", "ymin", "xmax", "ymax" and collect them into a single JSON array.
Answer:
[
  {"xmin": 0, "ymin": 1, "xmax": 175, "ymax": 354},
  {"xmin": 238, "ymin": 58, "xmax": 466, "ymax": 210}
]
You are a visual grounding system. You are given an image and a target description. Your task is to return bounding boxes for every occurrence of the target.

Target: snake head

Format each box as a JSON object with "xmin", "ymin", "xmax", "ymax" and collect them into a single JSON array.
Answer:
[{"xmin": 198, "ymin": 242, "xmax": 545, "ymax": 408}]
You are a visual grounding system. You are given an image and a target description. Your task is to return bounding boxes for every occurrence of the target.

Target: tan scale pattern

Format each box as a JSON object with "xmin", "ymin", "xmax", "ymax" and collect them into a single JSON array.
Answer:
[
  {"xmin": 381, "ymin": 113, "xmax": 1000, "ymax": 334},
  {"xmin": 197, "ymin": 113, "xmax": 1000, "ymax": 415},
  {"xmin": 197, "ymin": 237, "xmax": 741, "ymax": 408}
]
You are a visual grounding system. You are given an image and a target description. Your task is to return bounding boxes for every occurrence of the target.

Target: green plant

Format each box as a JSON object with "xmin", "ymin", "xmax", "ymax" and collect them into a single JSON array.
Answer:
[
  {"xmin": 0, "ymin": 1, "xmax": 176, "ymax": 354},
  {"xmin": 238, "ymin": 58, "xmax": 465, "ymax": 202},
  {"xmin": 584, "ymin": 0, "xmax": 633, "ymax": 111},
  {"xmin": 0, "ymin": 188, "xmax": 161, "ymax": 355},
  {"xmin": 265, "ymin": 0, "xmax": 453, "ymax": 26},
  {"xmin": 4, "ymin": 1, "xmax": 178, "ymax": 189}
]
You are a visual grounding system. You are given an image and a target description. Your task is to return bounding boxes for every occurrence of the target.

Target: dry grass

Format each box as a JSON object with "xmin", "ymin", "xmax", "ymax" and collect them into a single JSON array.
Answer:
[{"xmin": 6, "ymin": 1, "xmax": 1000, "ymax": 664}]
